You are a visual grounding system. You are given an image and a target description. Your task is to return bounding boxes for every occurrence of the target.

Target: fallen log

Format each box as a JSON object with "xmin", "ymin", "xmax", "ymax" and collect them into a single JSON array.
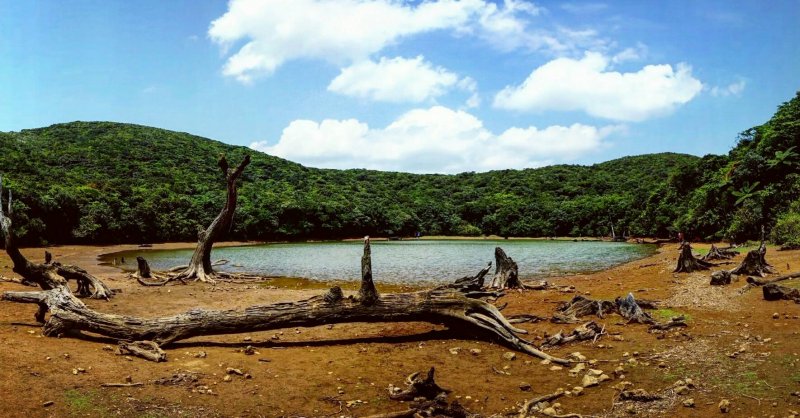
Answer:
[
  {"xmin": 1, "ymin": 239, "xmax": 569, "ymax": 364},
  {"xmin": 746, "ymin": 271, "xmax": 800, "ymax": 286}
]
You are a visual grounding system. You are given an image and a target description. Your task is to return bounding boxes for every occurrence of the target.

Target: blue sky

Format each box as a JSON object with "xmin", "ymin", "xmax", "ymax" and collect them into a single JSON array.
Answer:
[{"xmin": 1, "ymin": 0, "xmax": 798, "ymax": 173}]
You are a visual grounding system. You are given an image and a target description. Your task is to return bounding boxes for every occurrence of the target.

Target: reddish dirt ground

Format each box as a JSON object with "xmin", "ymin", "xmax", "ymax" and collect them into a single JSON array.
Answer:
[{"xmin": 1, "ymin": 242, "xmax": 799, "ymax": 417}]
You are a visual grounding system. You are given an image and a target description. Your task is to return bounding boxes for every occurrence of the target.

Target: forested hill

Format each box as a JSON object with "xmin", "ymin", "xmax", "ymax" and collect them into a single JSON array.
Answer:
[{"xmin": 0, "ymin": 121, "xmax": 696, "ymax": 245}]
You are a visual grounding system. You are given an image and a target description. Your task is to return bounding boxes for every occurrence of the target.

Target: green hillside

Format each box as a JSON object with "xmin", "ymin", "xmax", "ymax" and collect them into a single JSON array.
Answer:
[
  {"xmin": 3, "ymin": 89, "xmax": 798, "ymax": 246},
  {"xmin": 0, "ymin": 122, "xmax": 697, "ymax": 245}
]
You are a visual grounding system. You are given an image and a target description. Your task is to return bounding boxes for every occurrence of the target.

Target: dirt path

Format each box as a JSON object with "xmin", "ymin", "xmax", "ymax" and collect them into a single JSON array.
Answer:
[{"xmin": 1, "ymin": 243, "xmax": 799, "ymax": 417}]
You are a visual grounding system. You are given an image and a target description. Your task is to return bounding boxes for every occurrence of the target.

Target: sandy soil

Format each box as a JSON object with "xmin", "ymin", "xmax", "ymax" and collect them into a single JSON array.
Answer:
[{"xmin": 1, "ymin": 242, "xmax": 799, "ymax": 417}]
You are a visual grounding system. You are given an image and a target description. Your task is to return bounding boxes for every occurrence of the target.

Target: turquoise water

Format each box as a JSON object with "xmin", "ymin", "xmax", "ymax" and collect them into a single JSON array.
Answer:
[{"xmin": 110, "ymin": 240, "xmax": 654, "ymax": 285}]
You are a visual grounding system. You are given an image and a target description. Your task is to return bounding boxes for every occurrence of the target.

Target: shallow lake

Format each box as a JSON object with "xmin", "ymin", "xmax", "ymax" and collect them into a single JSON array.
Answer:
[{"xmin": 108, "ymin": 239, "xmax": 655, "ymax": 285}]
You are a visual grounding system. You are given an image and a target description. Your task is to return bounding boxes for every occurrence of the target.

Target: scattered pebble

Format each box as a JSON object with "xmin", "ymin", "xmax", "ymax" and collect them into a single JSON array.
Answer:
[
  {"xmin": 719, "ymin": 399, "xmax": 730, "ymax": 413},
  {"xmin": 683, "ymin": 398, "xmax": 695, "ymax": 407},
  {"xmin": 519, "ymin": 382, "xmax": 531, "ymax": 391},
  {"xmin": 502, "ymin": 352, "xmax": 516, "ymax": 361}
]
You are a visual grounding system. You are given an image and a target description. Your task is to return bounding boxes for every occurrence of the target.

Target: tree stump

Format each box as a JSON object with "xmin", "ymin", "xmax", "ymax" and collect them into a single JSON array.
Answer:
[
  {"xmin": 674, "ymin": 243, "xmax": 715, "ymax": 273},
  {"xmin": 490, "ymin": 247, "xmax": 522, "ymax": 289}
]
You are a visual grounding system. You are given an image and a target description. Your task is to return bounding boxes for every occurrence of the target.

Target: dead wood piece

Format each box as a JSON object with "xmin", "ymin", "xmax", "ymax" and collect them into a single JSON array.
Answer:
[
  {"xmin": 136, "ymin": 257, "xmax": 151, "ymax": 279},
  {"xmin": 541, "ymin": 321, "xmax": 604, "ymax": 349},
  {"xmin": 490, "ymin": 247, "xmax": 522, "ymax": 289},
  {"xmin": 366, "ymin": 398, "xmax": 470, "ymax": 418},
  {"xmin": 620, "ymin": 389, "xmax": 662, "ymax": 402},
  {"xmin": 731, "ymin": 248, "xmax": 775, "ymax": 277},
  {"xmin": 762, "ymin": 283, "xmax": 800, "ymax": 303},
  {"xmin": 359, "ymin": 236, "xmax": 379, "ymax": 305},
  {"xmin": 702, "ymin": 244, "xmax": 737, "ymax": 261},
  {"xmin": 118, "ymin": 341, "xmax": 167, "ymax": 362},
  {"xmin": 389, "ymin": 367, "xmax": 450, "ymax": 401},
  {"xmin": 746, "ymin": 271, "xmax": 800, "ymax": 286},
  {"xmin": 552, "ymin": 295, "xmax": 616, "ymax": 323},
  {"xmin": 616, "ymin": 293, "xmax": 654, "ymax": 324},
  {"xmin": 518, "ymin": 390, "xmax": 566, "ymax": 418},
  {"xmin": 674, "ymin": 243, "xmax": 715, "ymax": 273},
  {"xmin": 508, "ymin": 314, "xmax": 547, "ymax": 324},
  {"xmin": 0, "ymin": 276, "xmax": 37, "ymax": 287},
  {"xmin": 648, "ymin": 316, "xmax": 688, "ymax": 331},
  {"xmin": 710, "ymin": 270, "xmax": 733, "ymax": 286},
  {"xmin": 154, "ymin": 371, "xmax": 200, "ymax": 386},
  {"xmin": 101, "ymin": 382, "xmax": 144, "ymax": 388}
]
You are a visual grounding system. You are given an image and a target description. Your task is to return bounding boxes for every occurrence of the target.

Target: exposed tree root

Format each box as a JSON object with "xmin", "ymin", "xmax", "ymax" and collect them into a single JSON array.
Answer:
[
  {"xmin": 702, "ymin": 244, "xmax": 737, "ymax": 261},
  {"xmin": 518, "ymin": 390, "xmax": 566, "ymax": 418},
  {"xmin": 551, "ymin": 294, "xmax": 655, "ymax": 324}
]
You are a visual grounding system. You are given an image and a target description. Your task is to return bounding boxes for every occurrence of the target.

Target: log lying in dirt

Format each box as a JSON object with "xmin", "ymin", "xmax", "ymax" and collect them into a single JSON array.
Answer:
[
  {"xmin": 489, "ymin": 247, "xmax": 522, "ymax": 289},
  {"xmin": 746, "ymin": 271, "xmax": 800, "ymax": 286},
  {"xmin": 674, "ymin": 243, "xmax": 715, "ymax": 273},
  {"xmin": 0, "ymin": 176, "xmax": 113, "ymax": 300},
  {"xmin": 762, "ymin": 283, "xmax": 800, "ymax": 303},
  {"xmin": 702, "ymin": 244, "xmax": 737, "ymax": 261},
  {"xmin": 551, "ymin": 293, "xmax": 655, "ymax": 324},
  {"xmin": 1, "ymin": 239, "xmax": 569, "ymax": 364}
]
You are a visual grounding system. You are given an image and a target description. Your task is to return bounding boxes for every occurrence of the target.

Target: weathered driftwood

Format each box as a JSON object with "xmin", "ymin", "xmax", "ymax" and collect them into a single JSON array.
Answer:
[
  {"xmin": 541, "ymin": 321, "xmax": 604, "ymax": 349},
  {"xmin": 674, "ymin": 243, "xmax": 715, "ymax": 273},
  {"xmin": 702, "ymin": 244, "xmax": 737, "ymax": 261},
  {"xmin": 552, "ymin": 293, "xmax": 664, "ymax": 327},
  {"xmin": 389, "ymin": 368, "xmax": 449, "ymax": 401},
  {"xmin": 1, "ymin": 239, "xmax": 569, "ymax": 364},
  {"xmin": 490, "ymin": 247, "xmax": 522, "ymax": 289},
  {"xmin": 762, "ymin": 283, "xmax": 800, "ymax": 303},
  {"xmin": 0, "ymin": 176, "xmax": 113, "ymax": 300}
]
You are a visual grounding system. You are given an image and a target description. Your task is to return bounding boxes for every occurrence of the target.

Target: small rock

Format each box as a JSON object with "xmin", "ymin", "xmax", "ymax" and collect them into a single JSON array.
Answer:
[
  {"xmin": 195, "ymin": 351, "xmax": 207, "ymax": 358},
  {"xmin": 102, "ymin": 345, "xmax": 113, "ymax": 351},
  {"xmin": 125, "ymin": 375, "xmax": 133, "ymax": 383},
  {"xmin": 540, "ymin": 359, "xmax": 551, "ymax": 365},
  {"xmin": 569, "ymin": 363, "xmax": 586, "ymax": 375},
  {"xmin": 449, "ymin": 347, "xmax": 462, "ymax": 355},
  {"xmin": 549, "ymin": 365, "xmax": 563, "ymax": 371},
  {"xmin": 719, "ymin": 399, "xmax": 730, "ymax": 413},
  {"xmin": 223, "ymin": 375, "xmax": 232, "ymax": 382},
  {"xmin": 587, "ymin": 369, "xmax": 603, "ymax": 377},
  {"xmin": 674, "ymin": 385, "xmax": 690, "ymax": 395},
  {"xmin": 519, "ymin": 382, "xmax": 532, "ymax": 391},
  {"xmin": 599, "ymin": 374, "xmax": 611, "ymax": 382},
  {"xmin": 226, "ymin": 367, "xmax": 244, "ymax": 376},
  {"xmin": 42, "ymin": 401, "xmax": 54, "ymax": 407},
  {"xmin": 581, "ymin": 374, "xmax": 599, "ymax": 388},
  {"xmin": 683, "ymin": 398, "xmax": 694, "ymax": 407},
  {"xmin": 243, "ymin": 336, "xmax": 252, "ymax": 342},
  {"xmin": 773, "ymin": 312, "xmax": 780, "ymax": 319},
  {"xmin": 684, "ymin": 378, "xmax": 694, "ymax": 388},
  {"xmin": 626, "ymin": 404, "xmax": 636, "ymax": 414},
  {"xmin": 243, "ymin": 346, "xmax": 256, "ymax": 355},
  {"xmin": 571, "ymin": 386, "xmax": 583, "ymax": 396},
  {"xmin": 469, "ymin": 348, "xmax": 481, "ymax": 356},
  {"xmin": 613, "ymin": 335, "xmax": 625, "ymax": 341},
  {"xmin": 614, "ymin": 366, "xmax": 625, "ymax": 376},
  {"xmin": 503, "ymin": 352, "xmax": 517, "ymax": 361},
  {"xmin": 542, "ymin": 407, "xmax": 557, "ymax": 416},
  {"xmin": 570, "ymin": 352, "xmax": 587, "ymax": 362}
]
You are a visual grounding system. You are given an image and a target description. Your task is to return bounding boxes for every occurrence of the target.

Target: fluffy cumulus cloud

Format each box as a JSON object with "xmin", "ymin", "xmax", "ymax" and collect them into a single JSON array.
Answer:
[
  {"xmin": 328, "ymin": 56, "xmax": 474, "ymax": 103},
  {"xmin": 250, "ymin": 106, "xmax": 621, "ymax": 173},
  {"xmin": 493, "ymin": 52, "xmax": 704, "ymax": 121},
  {"xmin": 208, "ymin": 0, "xmax": 595, "ymax": 83}
]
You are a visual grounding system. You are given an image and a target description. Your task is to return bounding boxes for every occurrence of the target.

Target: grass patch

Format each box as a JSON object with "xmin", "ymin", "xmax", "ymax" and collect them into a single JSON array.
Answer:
[
  {"xmin": 652, "ymin": 308, "xmax": 691, "ymax": 322},
  {"xmin": 64, "ymin": 389, "xmax": 110, "ymax": 417}
]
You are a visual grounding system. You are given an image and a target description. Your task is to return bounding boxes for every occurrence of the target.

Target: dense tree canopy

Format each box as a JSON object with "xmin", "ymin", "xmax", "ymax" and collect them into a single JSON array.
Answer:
[{"xmin": 0, "ymin": 91, "xmax": 797, "ymax": 246}]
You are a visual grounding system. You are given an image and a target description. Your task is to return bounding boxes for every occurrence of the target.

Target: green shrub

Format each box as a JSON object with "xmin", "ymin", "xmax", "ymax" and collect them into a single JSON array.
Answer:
[{"xmin": 772, "ymin": 209, "xmax": 800, "ymax": 249}]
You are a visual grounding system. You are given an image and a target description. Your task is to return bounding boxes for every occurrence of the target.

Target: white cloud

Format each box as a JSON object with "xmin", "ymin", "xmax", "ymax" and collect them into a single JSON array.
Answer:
[
  {"xmin": 560, "ymin": 3, "xmax": 608, "ymax": 14},
  {"xmin": 250, "ymin": 106, "xmax": 621, "ymax": 173},
  {"xmin": 328, "ymin": 56, "xmax": 466, "ymax": 103},
  {"xmin": 493, "ymin": 52, "xmax": 703, "ymax": 121},
  {"xmin": 209, "ymin": 0, "xmax": 603, "ymax": 83},
  {"xmin": 710, "ymin": 79, "xmax": 746, "ymax": 97}
]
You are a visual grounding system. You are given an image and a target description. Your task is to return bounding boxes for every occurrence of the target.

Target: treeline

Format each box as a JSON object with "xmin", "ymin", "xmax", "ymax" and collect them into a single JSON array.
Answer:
[{"xmin": 0, "ymin": 91, "xmax": 797, "ymax": 246}]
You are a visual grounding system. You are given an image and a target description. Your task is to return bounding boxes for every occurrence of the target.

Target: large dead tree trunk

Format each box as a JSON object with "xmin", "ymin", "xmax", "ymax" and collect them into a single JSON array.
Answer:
[
  {"xmin": 171, "ymin": 155, "xmax": 250, "ymax": 284},
  {"xmin": 2, "ymin": 238, "xmax": 569, "ymax": 364},
  {"xmin": 674, "ymin": 243, "xmax": 715, "ymax": 273},
  {"xmin": 490, "ymin": 247, "xmax": 522, "ymax": 289},
  {"xmin": 0, "ymin": 176, "xmax": 112, "ymax": 300}
]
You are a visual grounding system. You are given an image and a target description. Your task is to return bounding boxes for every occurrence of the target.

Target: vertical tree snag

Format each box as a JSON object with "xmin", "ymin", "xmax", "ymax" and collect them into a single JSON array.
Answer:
[
  {"xmin": 359, "ymin": 237, "xmax": 379, "ymax": 305},
  {"xmin": 674, "ymin": 243, "xmax": 715, "ymax": 273},
  {"xmin": 171, "ymin": 154, "xmax": 250, "ymax": 284},
  {"xmin": 136, "ymin": 257, "xmax": 152, "ymax": 279},
  {"xmin": 731, "ymin": 232, "xmax": 774, "ymax": 277},
  {"xmin": 490, "ymin": 247, "xmax": 522, "ymax": 289},
  {"xmin": 0, "ymin": 176, "xmax": 113, "ymax": 300}
]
